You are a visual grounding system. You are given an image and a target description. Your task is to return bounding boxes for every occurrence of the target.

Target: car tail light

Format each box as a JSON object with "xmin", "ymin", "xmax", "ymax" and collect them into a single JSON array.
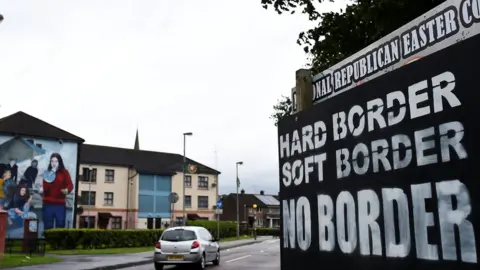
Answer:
[
  {"xmin": 191, "ymin": 240, "xmax": 200, "ymax": 249},
  {"xmin": 155, "ymin": 242, "xmax": 161, "ymax": 249}
]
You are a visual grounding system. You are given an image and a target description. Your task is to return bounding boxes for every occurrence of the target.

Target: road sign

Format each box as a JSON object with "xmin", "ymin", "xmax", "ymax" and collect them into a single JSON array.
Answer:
[
  {"xmin": 216, "ymin": 200, "xmax": 222, "ymax": 209},
  {"xmin": 169, "ymin": 192, "xmax": 179, "ymax": 203},
  {"xmin": 215, "ymin": 209, "xmax": 223, "ymax": 215}
]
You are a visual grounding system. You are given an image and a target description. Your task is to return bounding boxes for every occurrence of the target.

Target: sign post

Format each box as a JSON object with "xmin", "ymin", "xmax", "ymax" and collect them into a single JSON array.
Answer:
[
  {"xmin": 216, "ymin": 199, "xmax": 223, "ymax": 239},
  {"xmin": 169, "ymin": 192, "xmax": 179, "ymax": 226}
]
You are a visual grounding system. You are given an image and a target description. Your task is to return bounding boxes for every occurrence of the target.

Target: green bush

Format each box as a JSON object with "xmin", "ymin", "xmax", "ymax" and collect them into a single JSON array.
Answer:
[
  {"xmin": 44, "ymin": 229, "xmax": 164, "ymax": 250},
  {"xmin": 255, "ymin": 228, "xmax": 280, "ymax": 236},
  {"xmin": 44, "ymin": 221, "xmax": 272, "ymax": 250},
  {"xmin": 186, "ymin": 220, "xmax": 237, "ymax": 238}
]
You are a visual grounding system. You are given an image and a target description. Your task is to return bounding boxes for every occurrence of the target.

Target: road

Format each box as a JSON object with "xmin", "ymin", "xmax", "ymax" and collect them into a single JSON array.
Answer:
[{"xmin": 124, "ymin": 238, "xmax": 280, "ymax": 270}]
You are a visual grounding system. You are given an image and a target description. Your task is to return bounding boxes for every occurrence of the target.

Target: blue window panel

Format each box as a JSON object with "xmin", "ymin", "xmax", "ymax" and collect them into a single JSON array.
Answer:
[
  {"xmin": 139, "ymin": 174, "xmax": 155, "ymax": 191},
  {"xmin": 138, "ymin": 212, "xmax": 170, "ymax": 218},
  {"xmin": 155, "ymin": 195, "xmax": 170, "ymax": 213},
  {"xmin": 155, "ymin": 175, "xmax": 171, "ymax": 192},
  {"xmin": 138, "ymin": 194, "xmax": 154, "ymax": 213}
]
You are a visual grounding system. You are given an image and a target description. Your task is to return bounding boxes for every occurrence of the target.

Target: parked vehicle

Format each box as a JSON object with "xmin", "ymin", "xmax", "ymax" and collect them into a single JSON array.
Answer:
[{"xmin": 153, "ymin": 226, "xmax": 220, "ymax": 270}]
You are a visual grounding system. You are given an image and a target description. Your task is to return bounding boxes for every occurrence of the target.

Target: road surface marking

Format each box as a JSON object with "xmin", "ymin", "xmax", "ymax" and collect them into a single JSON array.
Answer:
[{"xmin": 226, "ymin": 255, "xmax": 252, "ymax": 263}]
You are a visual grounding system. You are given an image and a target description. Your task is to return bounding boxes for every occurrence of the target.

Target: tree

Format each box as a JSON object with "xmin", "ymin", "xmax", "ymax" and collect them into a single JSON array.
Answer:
[
  {"xmin": 266, "ymin": 0, "xmax": 445, "ymax": 125},
  {"xmin": 270, "ymin": 95, "xmax": 292, "ymax": 126}
]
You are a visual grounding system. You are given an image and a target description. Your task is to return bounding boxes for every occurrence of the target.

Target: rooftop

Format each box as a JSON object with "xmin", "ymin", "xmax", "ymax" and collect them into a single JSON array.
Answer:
[
  {"xmin": 0, "ymin": 111, "xmax": 84, "ymax": 143},
  {"xmin": 80, "ymin": 144, "xmax": 220, "ymax": 176}
]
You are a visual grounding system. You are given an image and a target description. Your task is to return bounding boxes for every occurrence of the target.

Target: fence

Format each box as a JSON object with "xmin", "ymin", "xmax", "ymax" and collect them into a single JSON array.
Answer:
[{"xmin": 4, "ymin": 237, "xmax": 47, "ymax": 256}]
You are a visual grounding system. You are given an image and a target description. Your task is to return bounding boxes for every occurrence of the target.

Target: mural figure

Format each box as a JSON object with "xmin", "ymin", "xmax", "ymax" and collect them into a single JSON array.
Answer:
[
  {"xmin": 19, "ymin": 159, "xmax": 38, "ymax": 189},
  {"xmin": 41, "ymin": 153, "xmax": 73, "ymax": 230},
  {"xmin": 7, "ymin": 185, "xmax": 32, "ymax": 226},
  {"xmin": 0, "ymin": 170, "xmax": 12, "ymax": 210},
  {"xmin": 1, "ymin": 170, "xmax": 17, "ymax": 209},
  {"xmin": 0, "ymin": 158, "xmax": 18, "ymax": 182}
]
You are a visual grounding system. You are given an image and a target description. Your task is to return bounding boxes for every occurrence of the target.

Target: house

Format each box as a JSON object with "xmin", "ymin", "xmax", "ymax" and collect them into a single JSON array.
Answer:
[
  {"xmin": 77, "ymin": 130, "xmax": 220, "ymax": 229},
  {"xmin": 220, "ymin": 190, "xmax": 280, "ymax": 228}
]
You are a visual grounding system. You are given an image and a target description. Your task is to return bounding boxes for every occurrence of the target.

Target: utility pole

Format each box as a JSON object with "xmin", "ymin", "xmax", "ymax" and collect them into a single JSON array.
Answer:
[
  {"xmin": 87, "ymin": 165, "xmax": 92, "ymax": 228},
  {"xmin": 236, "ymin": 161, "xmax": 243, "ymax": 239},
  {"xmin": 182, "ymin": 132, "xmax": 193, "ymax": 226}
]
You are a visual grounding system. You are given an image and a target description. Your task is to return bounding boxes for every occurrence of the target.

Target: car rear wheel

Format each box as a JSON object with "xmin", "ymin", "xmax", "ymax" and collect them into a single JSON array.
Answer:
[
  {"xmin": 213, "ymin": 249, "xmax": 220, "ymax": 265},
  {"xmin": 154, "ymin": 262, "xmax": 163, "ymax": 270},
  {"xmin": 197, "ymin": 253, "xmax": 206, "ymax": 269}
]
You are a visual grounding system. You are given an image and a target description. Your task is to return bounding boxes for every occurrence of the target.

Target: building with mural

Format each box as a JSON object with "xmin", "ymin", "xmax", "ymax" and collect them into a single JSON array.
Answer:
[
  {"xmin": 0, "ymin": 111, "xmax": 84, "ymax": 238},
  {"xmin": 0, "ymin": 111, "xmax": 219, "ymax": 234},
  {"xmin": 77, "ymin": 131, "xmax": 220, "ymax": 229}
]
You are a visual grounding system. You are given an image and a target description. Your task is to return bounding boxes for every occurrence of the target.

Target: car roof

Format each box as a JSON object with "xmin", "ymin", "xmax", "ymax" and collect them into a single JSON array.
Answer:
[{"xmin": 164, "ymin": 226, "xmax": 203, "ymax": 232}]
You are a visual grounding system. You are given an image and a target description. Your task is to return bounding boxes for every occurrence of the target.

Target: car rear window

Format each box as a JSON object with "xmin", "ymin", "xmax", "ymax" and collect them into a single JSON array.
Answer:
[{"xmin": 161, "ymin": 229, "xmax": 197, "ymax": 242}]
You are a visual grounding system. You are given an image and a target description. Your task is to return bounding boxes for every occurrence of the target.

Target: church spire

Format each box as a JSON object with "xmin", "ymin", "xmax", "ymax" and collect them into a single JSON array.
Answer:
[{"xmin": 134, "ymin": 128, "xmax": 140, "ymax": 150}]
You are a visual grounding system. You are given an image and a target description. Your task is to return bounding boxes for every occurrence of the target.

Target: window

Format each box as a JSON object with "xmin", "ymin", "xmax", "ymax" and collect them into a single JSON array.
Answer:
[
  {"xmin": 79, "ymin": 216, "xmax": 96, "ymax": 228},
  {"xmin": 161, "ymin": 229, "xmax": 197, "ymax": 241},
  {"xmin": 104, "ymin": 192, "xmax": 114, "ymax": 205},
  {"xmin": 147, "ymin": 218, "xmax": 154, "ymax": 229},
  {"xmin": 184, "ymin": 196, "xmax": 192, "ymax": 208},
  {"xmin": 198, "ymin": 196, "xmax": 209, "ymax": 209},
  {"xmin": 111, "ymin": 217, "xmax": 122, "ymax": 229},
  {"xmin": 82, "ymin": 167, "xmax": 97, "ymax": 182},
  {"xmin": 80, "ymin": 191, "xmax": 96, "ymax": 205},
  {"xmin": 105, "ymin": 169, "xmax": 115, "ymax": 182},
  {"xmin": 155, "ymin": 218, "xmax": 162, "ymax": 229},
  {"xmin": 198, "ymin": 176, "xmax": 209, "ymax": 189},
  {"xmin": 184, "ymin": 175, "xmax": 192, "ymax": 188}
]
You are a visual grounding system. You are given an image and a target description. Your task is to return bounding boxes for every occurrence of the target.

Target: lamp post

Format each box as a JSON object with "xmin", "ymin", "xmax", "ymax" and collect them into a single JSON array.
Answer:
[
  {"xmin": 182, "ymin": 132, "xmax": 193, "ymax": 226},
  {"xmin": 236, "ymin": 161, "xmax": 243, "ymax": 239},
  {"xmin": 252, "ymin": 204, "xmax": 257, "ymax": 240},
  {"xmin": 88, "ymin": 165, "xmax": 92, "ymax": 228}
]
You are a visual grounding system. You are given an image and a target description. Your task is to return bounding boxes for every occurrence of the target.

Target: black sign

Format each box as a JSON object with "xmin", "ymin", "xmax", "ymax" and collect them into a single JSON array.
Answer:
[
  {"xmin": 312, "ymin": 0, "xmax": 480, "ymax": 102},
  {"xmin": 278, "ymin": 34, "xmax": 480, "ymax": 270}
]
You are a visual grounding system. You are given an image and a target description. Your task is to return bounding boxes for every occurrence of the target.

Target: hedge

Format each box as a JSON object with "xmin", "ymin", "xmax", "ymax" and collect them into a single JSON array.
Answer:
[
  {"xmin": 44, "ymin": 223, "xmax": 280, "ymax": 250},
  {"xmin": 186, "ymin": 220, "xmax": 237, "ymax": 238},
  {"xmin": 44, "ymin": 229, "xmax": 164, "ymax": 250},
  {"xmin": 253, "ymin": 227, "xmax": 280, "ymax": 237}
]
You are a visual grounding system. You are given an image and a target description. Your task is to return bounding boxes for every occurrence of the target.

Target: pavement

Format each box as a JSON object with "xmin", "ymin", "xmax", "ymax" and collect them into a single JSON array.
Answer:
[
  {"xmin": 8, "ymin": 236, "xmax": 275, "ymax": 270},
  {"xmin": 122, "ymin": 238, "xmax": 280, "ymax": 270}
]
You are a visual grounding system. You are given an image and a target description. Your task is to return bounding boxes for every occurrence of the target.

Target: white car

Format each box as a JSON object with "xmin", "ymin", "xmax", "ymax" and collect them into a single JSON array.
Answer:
[{"xmin": 154, "ymin": 226, "xmax": 220, "ymax": 270}]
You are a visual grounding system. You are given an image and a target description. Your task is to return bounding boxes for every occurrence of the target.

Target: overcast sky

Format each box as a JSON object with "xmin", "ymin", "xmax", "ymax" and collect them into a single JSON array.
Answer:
[{"xmin": 0, "ymin": 0, "xmax": 344, "ymax": 195}]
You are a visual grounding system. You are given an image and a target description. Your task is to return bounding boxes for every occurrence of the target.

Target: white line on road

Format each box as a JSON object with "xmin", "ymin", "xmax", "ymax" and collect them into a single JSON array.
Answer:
[
  {"xmin": 266, "ymin": 240, "xmax": 279, "ymax": 244},
  {"xmin": 226, "ymin": 255, "xmax": 252, "ymax": 263}
]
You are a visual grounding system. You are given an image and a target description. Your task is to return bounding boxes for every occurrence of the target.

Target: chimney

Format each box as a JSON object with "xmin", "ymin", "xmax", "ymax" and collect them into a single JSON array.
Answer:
[
  {"xmin": 260, "ymin": 190, "xmax": 264, "ymax": 195},
  {"xmin": 241, "ymin": 189, "xmax": 245, "ymax": 194}
]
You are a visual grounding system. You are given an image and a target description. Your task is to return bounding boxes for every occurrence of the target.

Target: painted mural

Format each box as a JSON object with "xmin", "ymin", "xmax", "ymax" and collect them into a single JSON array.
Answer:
[{"xmin": 0, "ymin": 135, "xmax": 77, "ymax": 238}]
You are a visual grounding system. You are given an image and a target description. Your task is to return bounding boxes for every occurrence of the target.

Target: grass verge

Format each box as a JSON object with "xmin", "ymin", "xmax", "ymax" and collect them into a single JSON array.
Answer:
[
  {"xmin": 47, "ymin": 246, "xmax": 153, "ymax": 255},
  {"xmin": 0, "ymin": 254, "xmax": 61, "ymax": 268},
  {"xmin": 219, "ymin": 235, "xmax": 253, "ymax": 242}
]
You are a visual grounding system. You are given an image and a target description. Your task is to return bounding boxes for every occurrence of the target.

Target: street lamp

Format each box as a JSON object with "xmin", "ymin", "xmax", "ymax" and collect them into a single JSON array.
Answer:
[
  {"xmin": 236, "ymin": 161, "xmax": 243, "ymax": 239},
  {"xmin": 252, "ymin": 204, "xmax": 257, "ymax": 240},
  {"xmin": 88, "ymin": 165, "xmax": 92, "ymax": 228},
  {"xmin": 182, "ymin": 132, "xmax": 193, "ymax": 226}
]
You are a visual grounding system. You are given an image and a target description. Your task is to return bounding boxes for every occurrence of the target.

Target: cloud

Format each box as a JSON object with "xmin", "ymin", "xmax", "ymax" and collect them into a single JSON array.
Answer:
[{"xmin": 0, "ymin": 0, "xmax": 345, "ymax": 194}]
